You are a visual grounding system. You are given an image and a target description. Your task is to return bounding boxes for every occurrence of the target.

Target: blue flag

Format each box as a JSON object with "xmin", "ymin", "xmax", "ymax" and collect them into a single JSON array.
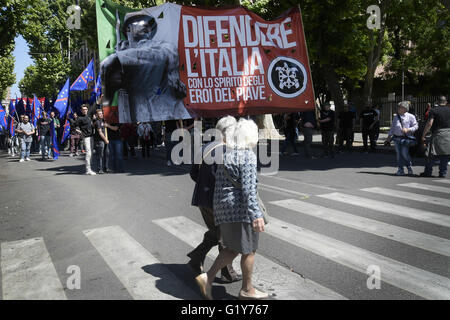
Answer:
[
  {"xmin": 61, "ymin": 118, "xmax": 71, "ymax": 144},
  {"xmin": 9, "ymin": 99, "xmax": 16, "ymax": 117},
  {"xmin": 9, "ymin": 117, "xmax": 15, "ymax": 137},
  {"xmin": 50, "ymin": 119, "xmax": 59, "ymax": 160},
  {"xmin": 25, "ymin": 98, "xmax": 30, "ymax": 115},
  {"xmin": 0, "ymin": 106, "xmax": 7, "ymax": 129},
  {"xmin": 54, "ymin": 78, "xmax": 70, "ymax": 117},
  {"xmin": 26, "ymin": 98, "xmax": 33, "ymax": 118},
  {"xmin": 16, "ymin": 98, "xmax": 25, "ymax": 116},
  {"xmin": 44, "ymin": 97, "xmax": 52, "ymax": 112},
  {"xmin": 94, "ymin": 74, "xmax": 102, "ymax": 99},
  {"xmin": 32, "ymin": 96, "xmax": 42, "ymax": 127},
  {"xmin": 71, "ymin": 59, "xmax": 95, "ymax": 91}
]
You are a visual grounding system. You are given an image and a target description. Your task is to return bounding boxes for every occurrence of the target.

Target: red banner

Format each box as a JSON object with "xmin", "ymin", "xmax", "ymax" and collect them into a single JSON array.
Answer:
[
  {"xmin": 98, "ymin": 2, "xmax": 314, "ymax": 122},
  {"xmin": 179, "ymin": 6, "xmax": 314, "ymax": 117}
]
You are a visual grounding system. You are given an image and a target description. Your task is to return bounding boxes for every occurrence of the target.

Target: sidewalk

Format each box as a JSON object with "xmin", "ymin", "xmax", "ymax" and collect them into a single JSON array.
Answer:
[
  {"xmin": 145, "ymin": 131, "xmax": 395, "ymax": 162},
  {"xmin": 271, "ymin": 131, "xmax": 395, "ymax": 154}
]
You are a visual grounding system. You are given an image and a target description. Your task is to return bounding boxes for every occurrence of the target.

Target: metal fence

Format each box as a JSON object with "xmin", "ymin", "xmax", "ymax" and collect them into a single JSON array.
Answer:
[{"xmin": 372, "ymin": 96, "xmax": 441, "ymax": 127}]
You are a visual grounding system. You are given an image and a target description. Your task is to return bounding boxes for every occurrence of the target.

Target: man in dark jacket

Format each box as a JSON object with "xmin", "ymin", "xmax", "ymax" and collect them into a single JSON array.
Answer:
[
  {"xmin": 280, "ymin": 113, "xmax": 300, "ymax": 156},
  {"xmin": 78, "ymin": 104, "xmax": 96, "ymax": 175},
  {"xmin": 318, "ymin": 102, "xmax": 336, "ymax": 158},
  {"xmin": 38, "ymin": 111, "xmax": 52, "ymax": 160},
  {"xmin": 187, "ymin": 117, "xmax": 241, "ymax": 283},
  {"xmin": 420, "ymin": 95, "xmax": 450, "ymax": 178}
]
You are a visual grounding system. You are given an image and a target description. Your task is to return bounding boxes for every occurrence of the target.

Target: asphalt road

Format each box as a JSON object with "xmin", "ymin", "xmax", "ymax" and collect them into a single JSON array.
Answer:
[{"xmin": 0, "ymin": 146, "xmax": 449, "ymax": 300}]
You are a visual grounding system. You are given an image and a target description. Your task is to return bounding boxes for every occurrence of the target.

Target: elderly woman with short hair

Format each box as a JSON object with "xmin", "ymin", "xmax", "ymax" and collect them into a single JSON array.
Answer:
[
  {"xmin": 195, "ymin": 118, "xmax": 267, "ymax": 300},
  {"xmin": 385, "ymin": 101, "xmax": 419, "ymax": 176}
]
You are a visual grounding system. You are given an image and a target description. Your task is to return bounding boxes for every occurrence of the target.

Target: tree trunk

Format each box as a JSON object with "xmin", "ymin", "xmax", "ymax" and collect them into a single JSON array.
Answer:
[
  {"xmin": 362, "ymin": 0, "xmax": 389, "ymax": 109},
  {"xmin": 322, "ymin": 64, "xmax": 345, "ymax": 115}
]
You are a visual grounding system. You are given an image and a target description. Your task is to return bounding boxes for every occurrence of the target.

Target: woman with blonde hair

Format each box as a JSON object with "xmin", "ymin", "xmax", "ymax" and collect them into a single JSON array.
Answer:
[{"xmin": 195, "ymin": 118, "xmax": 267, "ymax": 300}]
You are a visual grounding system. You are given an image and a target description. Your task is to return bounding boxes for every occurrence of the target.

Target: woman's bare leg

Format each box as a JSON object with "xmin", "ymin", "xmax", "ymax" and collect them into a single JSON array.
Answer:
[
  {"xmin": 241, "ymin": 252, "xmax": 255, "ymax": 293},
  {"xmin": 206, "ymin": 248, "xmax": 238, "ymax": 285}
]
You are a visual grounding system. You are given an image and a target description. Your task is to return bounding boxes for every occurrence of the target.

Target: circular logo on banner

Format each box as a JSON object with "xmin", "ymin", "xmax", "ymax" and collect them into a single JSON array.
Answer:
[{"xmin": 267, "ymin": 57, "xmax": 308, "ymax": 98}]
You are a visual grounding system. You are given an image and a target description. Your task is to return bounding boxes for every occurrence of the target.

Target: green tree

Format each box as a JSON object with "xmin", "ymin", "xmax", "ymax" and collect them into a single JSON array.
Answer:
[
  {"xmin": 18, "ymin": 53, "xmax": 71, "ymax": 97},
  {"xmin": 18, "ymin": 0, "xmax": 75, "ymax": 96},
  {"xmin": 0, "ymin": 47, "xmax": 16, "ymax": 100},
  {"xmin": 380, "ymin": 0, "xmax": 450, "ymax": 97},
  {"xmin": 0, "ymin": 0, "xmax": 37, "ymax": 56}
]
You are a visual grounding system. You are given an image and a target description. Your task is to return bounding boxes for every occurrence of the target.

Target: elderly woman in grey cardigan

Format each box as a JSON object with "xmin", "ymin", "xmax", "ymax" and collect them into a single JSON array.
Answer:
[{"xmin": 195, "ymin": 118, "xmax": 267, "ymax": 300}]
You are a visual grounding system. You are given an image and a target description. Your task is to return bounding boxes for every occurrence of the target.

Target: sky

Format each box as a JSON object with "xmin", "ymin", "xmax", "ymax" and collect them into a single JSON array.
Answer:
[{"xmin": 11, "ymin": 36, "xmax": 33, "ymax": 98}]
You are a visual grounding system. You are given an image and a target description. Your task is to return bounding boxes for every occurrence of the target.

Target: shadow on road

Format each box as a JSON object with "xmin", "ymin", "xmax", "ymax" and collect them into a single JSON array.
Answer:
[
  {"xmin": 31, "ymin": 157, "xmax": 189, "ymax": 177},
  {"xmin": 141, "ymin": 263, "xmax": 236, "ymax": 300},
  {"xmin": 262, "ymin": 144, "xmax": 428, "ymax": 173},
  {"xmin": 357, "ymin": 171, "xmax": 423, "ymax": 177},
  {"xmin": 37, "ymin": 164, "xmax": 87, "ymax": 175}
]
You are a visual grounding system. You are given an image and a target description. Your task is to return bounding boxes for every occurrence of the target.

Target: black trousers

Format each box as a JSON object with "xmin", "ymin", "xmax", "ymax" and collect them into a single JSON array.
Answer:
[
  {"xmin": 187, "ymin": 206, "xmax": 235, "ymax": 276},
  {"xmin": 338, "ymin": 127, "xmax": 354, "ymax": 150},
  {"xmin": 321, "ymin": 130, "xmax": 335, "ymax": 156},
  {"xmin": 140, "ymin": 137, "xmax": 151, "ymax": 157},
  {"xmin": 95, "ymin": 141, "xmax": 109, "ymax": 172},
  {"xmin": 362, "ymin": 128, "xmax": 377, "ymax": 151},
  {"xmin": 123, "ymin": 140, "xmax": 136, "ymax": 157}
]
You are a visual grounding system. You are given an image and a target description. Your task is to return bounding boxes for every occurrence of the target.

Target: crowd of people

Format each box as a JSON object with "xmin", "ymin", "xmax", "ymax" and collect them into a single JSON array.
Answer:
[
  {"xmin": 1, "ymin": 95, "xmax": 449, "ymax": 179},
  {"xmin": 277, "ymin": 101, "xmax": 383, "ymax": 159},
  {"xmin": 276, "ymin": 95, "xmax": 449, "ymax": 177},
  {"xmin": 0, "ymin": 101, "xmax": 197, "ymax": 174}
]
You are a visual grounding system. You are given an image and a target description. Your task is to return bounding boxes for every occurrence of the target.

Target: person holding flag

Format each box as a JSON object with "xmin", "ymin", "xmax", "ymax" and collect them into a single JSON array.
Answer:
[
  {"xmin": 16, "ymin": 115, "xmax": 35, "ymax": 162},
  {"xmin": 0, "ymin": 105, "xmax": 7, "ymax": 150},
  {"xmin": 93, "ymin": 108, "xmax": 113, "ymax": 174},
  {"xmin": 7, "ymin": 108, "xmax": 20, "ymax": 157},
  {"xmin": 0, "ymin": 123, "xmax": 5, "ymax": 151},
  {"xmin": 49, "ymin": 111, "xmax": 61, "ymax": 151},
  {"xmin": 32, "ymin": 96, "xmax": 42, "ymax": 153},
  {"xmin": 38, "ymin": 111, "xmax": 52, "ymax": 160},
  {"xmin": 78, "ymin": 104, "xmax": 96, "ymax": 175},
  {"xmin": 50, "ymin": 116, "xmax": 60, "ymax": 160},
  {"xmin": 0, "ymin": 105, "xmax": 7, "ymax": 129},
  {"xmin": 68, "ymin": 112, "xmax": 82, "ymax": 157},
  {"xmin": 61, "ymin": 116, "xmax": 71, "ymax": 152}
]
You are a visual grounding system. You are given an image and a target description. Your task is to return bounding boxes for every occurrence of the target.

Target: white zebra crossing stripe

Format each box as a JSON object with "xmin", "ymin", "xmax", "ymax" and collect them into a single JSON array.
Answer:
[
  {"xmin": 1, "ymin": 238, "xmax": 67, "ymax": 300},
  {"xmin": 270, "ymin": 199, "xmax": 450, "ymax": 257},
  {"xmin": 398, "ymin": 182, "xmax": 450, "ymax": 194},
  {"xmin": 83, "ymin": 226, "xmax": 199, "ymax": 300},
  {"xmin": 265, "ymin": 217, "xmax": 450, "ymax": 300},
  {"xmin": 259, "ymin": 183, "xmax": 309, "ymax": 198},
  {"xmin": 153, "ymin": 216, "xmax": 346, "ymax": 300},
  {"xmin": 318, "ymin": 193, "xmax": 450, "ymax": 227},
  {"xmin": 362, "ymin": 187, "xmax": 450, "ymax": 208},
  {"xmin": 433, "ymin": 180, "xmax": 450, "ymax": 184}
]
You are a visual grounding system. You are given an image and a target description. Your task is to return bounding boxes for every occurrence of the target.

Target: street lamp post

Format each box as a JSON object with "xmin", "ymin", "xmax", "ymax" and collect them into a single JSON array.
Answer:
[{"xmin": 402, "ymin": 60, "xmax": 405, "ymax": 101}]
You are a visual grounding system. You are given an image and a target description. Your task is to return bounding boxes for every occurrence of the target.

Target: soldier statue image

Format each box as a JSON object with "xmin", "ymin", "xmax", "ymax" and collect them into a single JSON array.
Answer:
[{"xmin": 100, "ymin": 9, "xmax": 191, "ymax": 122}]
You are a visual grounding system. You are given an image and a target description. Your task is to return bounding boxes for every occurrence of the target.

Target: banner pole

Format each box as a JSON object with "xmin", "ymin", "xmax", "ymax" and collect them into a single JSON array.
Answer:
[{"xmin": 297, "ymin": 4, "xmax": 318, "ymax": 116}]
